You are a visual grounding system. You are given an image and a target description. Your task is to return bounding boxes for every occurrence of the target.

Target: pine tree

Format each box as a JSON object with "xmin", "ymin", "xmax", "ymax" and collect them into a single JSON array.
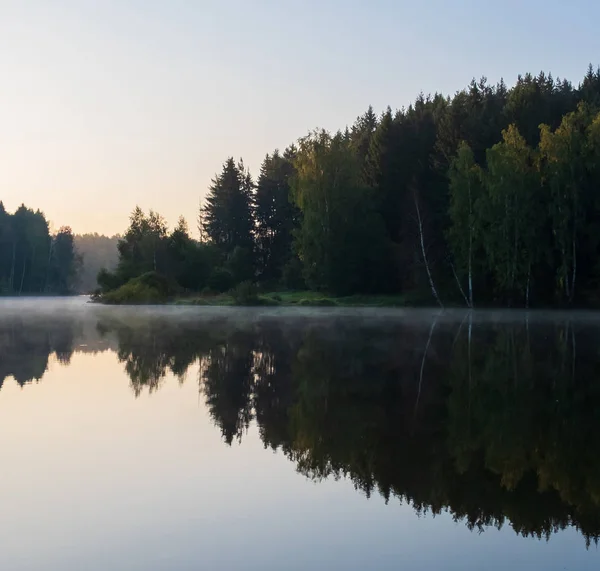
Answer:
[
  {"xmin": 203, "ymin": 158, "xmax": 255, "ymax": 256},
  {"xmin": 254, "ymin": 149, "xmax": 299, "ymax": 284}
]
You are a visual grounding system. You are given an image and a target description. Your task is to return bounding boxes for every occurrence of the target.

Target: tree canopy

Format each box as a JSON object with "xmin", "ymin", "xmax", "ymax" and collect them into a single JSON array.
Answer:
[{"xmin": 98, "ymin": 64, "xmax": 600, "ymax": 307}]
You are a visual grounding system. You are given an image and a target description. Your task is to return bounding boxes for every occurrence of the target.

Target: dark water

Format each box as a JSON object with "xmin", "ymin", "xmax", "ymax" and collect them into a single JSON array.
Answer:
[{"xmin": 1, "ymin": 298, "xmax": 599, "ymax": 570}]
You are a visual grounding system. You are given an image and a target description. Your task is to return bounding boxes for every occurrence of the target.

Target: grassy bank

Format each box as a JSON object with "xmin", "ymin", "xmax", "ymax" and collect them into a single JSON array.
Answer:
[
  {"xmin": 94, "ymin": 274, "xmax": 411, "ymax": 307},
  {"xmin": 173, "ymin": 290, "xmax": 409, "ymax": 308}
]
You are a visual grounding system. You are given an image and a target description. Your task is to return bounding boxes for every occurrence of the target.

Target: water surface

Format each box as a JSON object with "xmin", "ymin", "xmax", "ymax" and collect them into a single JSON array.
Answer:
[{"xmin": 0, "ymin": 298, "xmax": 599, "ymax": 570}]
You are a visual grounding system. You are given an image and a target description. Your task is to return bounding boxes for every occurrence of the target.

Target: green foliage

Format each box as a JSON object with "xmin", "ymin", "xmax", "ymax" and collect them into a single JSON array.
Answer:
[
  {"xmin": 479, "ymin": 125, "xmax": 541, "ymax": 304},
  {"xmin": 229, "ymin": 281, "xmax": 260, "ymax": 305},
  {"xmin": 297, "ymin": 297, "xmax": 337, "ymax": 306},
  {"xmin": 208, "ymin": 267, "xmax": 234, "ymax": 293},
  {"xmin": 291, "ymin": 130, "xmax": 389, "ymax": 295},
  {"xmin": 98, "ymin": 65, "xmax": 600, "ymax": 308},
  {"xmin": 0, "ymin": 203, "xmax": 81, "ymax": 295},
  {"xmin": 226, "ymin": 246, "xmax": 254, "ymax": 283},
  {"xmin": 99, "ymin": 281, "xmax": 163, "ymax": 305},
  {"xmin": 202, "ymin": 158, "xmax": 255, "ymax": 255},
  {"xmin": 255, "ymin": 149, "xmax": 300, "ymax": 283},
  {"xmin": 97, "ymin": 268, "xmax": 125, "ymax": 293},
  {"xmin": 448, "ymin": 142, "xmax": 483, "ymax": 305},
  {"xmin": 49, "ymin": 227, "xmax": 81, "ymax": 295},
  {"xmin": 281, "ymin": 256, "xmax": 305, "ymax": 290},
  {"xmin": 96, "ymin": 272, "xmax": 171, "ymax": 304}
]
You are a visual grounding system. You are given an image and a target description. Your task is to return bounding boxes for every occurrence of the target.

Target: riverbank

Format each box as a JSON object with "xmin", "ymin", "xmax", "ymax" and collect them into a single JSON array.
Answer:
[{"xmin": 173, "ymin": 290, "xmax": 409, "ymax": 308}]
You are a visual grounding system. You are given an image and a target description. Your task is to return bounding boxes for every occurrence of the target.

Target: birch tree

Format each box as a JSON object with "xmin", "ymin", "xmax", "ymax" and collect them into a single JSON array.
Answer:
[
  {"xmin": 482, "ymin": 125, "xmax": 541, "ymax": 306},
  {"xmin": 539, "ymin": 104, "xmax": 590, "ymax": 304},
  {"xmin": 448, "ymin": 142, "xmax": 483, "ymax": 307}
]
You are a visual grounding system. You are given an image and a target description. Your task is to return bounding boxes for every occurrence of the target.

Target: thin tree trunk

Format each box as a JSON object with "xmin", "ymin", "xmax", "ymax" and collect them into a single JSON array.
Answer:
[
  {"xmin": 44, "ymin": 240, "xmax": 53, "ymax": 293},
  {"xmin": 414, "ymin": 193, "xmax": 443, "ymax": 308},
  {"xmin": 414, "ymin": 314, "xmax": 439, "ymax": 418},
  {"xmin": 468, "ymin": 178, "xmax": 473, "ymax": 307},
  {"xmin": 452, "ymin": 311, "xmax": 470, "ymax": 348},
  {"xmin": 450, "ymin": 262, "xmax": 470, "ymax": 307},
  {"xmin": 570, "ymin": 237, "xmax": 576, "ymax": 304},
  {"xmin": 571, "ymin": 320, "xmax": 576, "ymax": 384},
  {"xmin": 9, "ymin": 241, "xmax": 16, "ymax": 293},
  {"xmin": 563, "ymin": 246, "xmax": 570, "ymax": 301},
  {"xmin": 525, "ymin": 262, "xmax": 531, "ymax": 309},
  {"xmin": 468, "ymin": 312, "xmax": 473, "ymax": 390},
  {"xmin": 19, "ymin": 255, "xmax": 27, "ymax": 295}
]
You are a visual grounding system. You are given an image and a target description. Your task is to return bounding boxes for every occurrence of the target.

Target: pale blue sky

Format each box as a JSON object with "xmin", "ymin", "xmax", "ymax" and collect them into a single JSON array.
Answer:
[{"xmin": 1, "ymin": 0, "xmax": 598, "ymax": 235}]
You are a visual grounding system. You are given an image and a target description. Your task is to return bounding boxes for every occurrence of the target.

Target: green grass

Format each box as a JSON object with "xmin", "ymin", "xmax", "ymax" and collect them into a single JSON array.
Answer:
[{"xmin": 173, "ymin": 290, "xmax": 407, "ymax": 308}]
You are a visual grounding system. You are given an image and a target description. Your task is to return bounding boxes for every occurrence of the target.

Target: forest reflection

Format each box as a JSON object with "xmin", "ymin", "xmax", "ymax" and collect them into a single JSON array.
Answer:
[{"xmin": 2, "ymin": 309, "xmax": 600, "ymax": 547}]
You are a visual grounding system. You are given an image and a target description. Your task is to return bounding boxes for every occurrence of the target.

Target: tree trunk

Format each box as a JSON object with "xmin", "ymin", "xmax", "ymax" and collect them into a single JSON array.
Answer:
[
  {"xmin": 414, "ymin": 314, "xmax": 439, "ymax": 418},
  {"xmin": 468, "ymin": 177, "xmax": 473, "ymax": 307},
  {"xmin": 44, "ymin": 240, "xmax": 53, "ymax": 293},
  {"xmin": 19, "ymin": 255, "xmax": 27, "ymax": 296},
  {"xmin": 414, "ymin": 193, "xmax": 443, "ymax": 308},
  {"xmin": 570, "ymin": 237, "xmax": 576, "ymax": 304},
  {"xmin": 525, "ymin": 262, "xmax": 531, "ymax": 309},
  {"xmin": 450, "ymin": 262, "xmax": 470, "ymax": 307},
  {"xmin": 9, "ymin": 241, "xmax": 16, "ymax": 293}
]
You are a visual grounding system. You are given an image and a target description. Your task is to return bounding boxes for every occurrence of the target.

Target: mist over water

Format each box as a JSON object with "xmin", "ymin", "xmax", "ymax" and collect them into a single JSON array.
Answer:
[{"xmin": 0, "ymin": 298, "xmax": 599, "ymax": 570}]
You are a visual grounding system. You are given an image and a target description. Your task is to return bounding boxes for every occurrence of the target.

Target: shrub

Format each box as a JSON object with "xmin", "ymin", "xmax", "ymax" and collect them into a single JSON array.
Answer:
[
  {"xmin": 297, "ymin": 297, "xmax": 337, "ymax": 307},
  {"xmin": 282, "ymin": 257, "xmax": 305, "ymax": 290},
  {"xmin": 226, "ymin": 246, "xmax": 255, "ymax": 283},
  {"xmin": 99, "ymin": 281, "xmax": 164, "ymax": 304},
  {"xmin": 97, "ymin": 268, "xmax": 125, "ymax": 293},
  {"xmin": 230, "ymin": 281, "xmax": 260, "ymax": 305},
  {"xmin": 208, "ymin": 267, "xmax": 234, "ymax": 293},
  {"xmin": 136, "ymin": 271, "xmax": 171, "ymax": 296},
  {"xmin": 95, "ymin": 271, "xmax": 172, "ymax": 304}
]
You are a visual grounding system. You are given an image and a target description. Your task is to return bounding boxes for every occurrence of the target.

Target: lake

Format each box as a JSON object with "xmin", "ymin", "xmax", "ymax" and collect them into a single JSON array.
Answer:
[{"xmin": 0, "ymin": 298, "xmax": 599, "ymax": 570}]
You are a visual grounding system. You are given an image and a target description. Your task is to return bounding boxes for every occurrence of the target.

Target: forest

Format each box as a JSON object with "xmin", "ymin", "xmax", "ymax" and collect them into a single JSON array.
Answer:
[
  {"xmin": 95, "ymin": 64, "xmax": 600, "ymax": 307},
  {"xmin": 0, "ymin": 202, "xmax": 80, "ymax": 295}
]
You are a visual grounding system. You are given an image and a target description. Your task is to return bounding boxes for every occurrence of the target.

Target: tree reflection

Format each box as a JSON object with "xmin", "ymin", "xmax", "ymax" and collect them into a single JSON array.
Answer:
[
  {"xmin": 98, "ymin": 311, "xmax": 600, "ymax": 545},
  {"xmin": 4, "ymin": 309, "xmax": 600, "ymax": 546}
]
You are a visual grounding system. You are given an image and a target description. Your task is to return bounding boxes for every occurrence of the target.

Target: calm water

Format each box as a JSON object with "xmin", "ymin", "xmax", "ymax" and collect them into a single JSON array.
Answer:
[{"xmin": 0, "ymin": 298, "xmax": 599, "ymax": 570}]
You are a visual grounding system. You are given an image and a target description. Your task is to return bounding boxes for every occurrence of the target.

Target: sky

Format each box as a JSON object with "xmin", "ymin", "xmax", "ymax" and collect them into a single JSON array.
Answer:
[{"xmin": 1, "ymin": 0, "xmax": 599, "ymax": 236}]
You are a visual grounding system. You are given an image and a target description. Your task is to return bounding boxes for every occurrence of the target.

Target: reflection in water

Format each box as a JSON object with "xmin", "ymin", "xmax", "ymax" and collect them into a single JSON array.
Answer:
[{"xmin": 2, "ymin": 307, "xmax": 600, "ymax": 548}]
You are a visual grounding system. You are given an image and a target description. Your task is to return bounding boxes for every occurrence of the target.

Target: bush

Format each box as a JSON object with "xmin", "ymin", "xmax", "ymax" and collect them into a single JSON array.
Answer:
[
  {"xmin": 136, "ymin": 271, "xmax": 172, "ymax": 295},
  {"xmin": 99, "ymin": 281, "xmax": 164, "ymax": 304},
  {"xmin": 95, "ymin": 271, "xmax": 172, "ymax": 304},
  {"xmin": 230, "ymin": 281, "xmax": 260, "ymax": 305},
  {"xmin": 297, "ymin": 297, "xmax": 337, "ymax": 307},
  {"xmin": 97, "ymin": 268, "xmax": 125, "ymax": 293},
  {"xmin": 282, "ymin": 257, "xmax": 305, "ymax": 290},
  {"xmin": 208, "ymin": 267, "xmax": 234, "ymax": 293}
]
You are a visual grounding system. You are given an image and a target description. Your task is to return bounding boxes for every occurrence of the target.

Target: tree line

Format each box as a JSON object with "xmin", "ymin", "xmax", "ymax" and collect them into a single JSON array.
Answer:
[
  {"xmin": 0, "ymin": 202, "xmax": 80, "ymax": 295},
  {"xmin": 99, "ymin": 65, "xmax": 600, "ymax": 307}
]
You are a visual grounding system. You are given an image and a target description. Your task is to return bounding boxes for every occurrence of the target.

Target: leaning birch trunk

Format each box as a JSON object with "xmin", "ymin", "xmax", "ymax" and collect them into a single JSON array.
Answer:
[
  {"xmin": 414, "ymin": 314, "xmax": 439, "ymax": 418},
  {"xmin": 9, "ymin": 241, "xmax": 16, "ymax": 292},
  {"xmin": 525, "ymin": 262, "xmax": 531, "ymax": 309},
  {"xmin": 570, "ymin": 237, "xmax": 576, "ymax": 304},
  {"xmin": 450, "ymin": 261, "xmax": 470, "ymax": 307},
  {"xmin": 19, "ymin": 255, "xmax": 27, "ymax": 295},
  {"xmin": 468, "ymin": 311, "xmax": 473, "ymax": 390},
  {"xmin": 468, "ymin": 177, "xmax": 473, "ymax": 308},
  {"xmin": 43, "ymin": 240, "xmax": 53, "ymax": 293},
  {"xmin": 414, "ymin": 192, "xmax": 443, "ymax": 308}
]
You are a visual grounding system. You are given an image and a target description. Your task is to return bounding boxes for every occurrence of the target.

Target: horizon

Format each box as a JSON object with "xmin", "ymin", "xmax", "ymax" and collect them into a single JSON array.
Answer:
[{"xmin": 2, "ymin": 0, "xmax": 599, "ymax": 236}]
